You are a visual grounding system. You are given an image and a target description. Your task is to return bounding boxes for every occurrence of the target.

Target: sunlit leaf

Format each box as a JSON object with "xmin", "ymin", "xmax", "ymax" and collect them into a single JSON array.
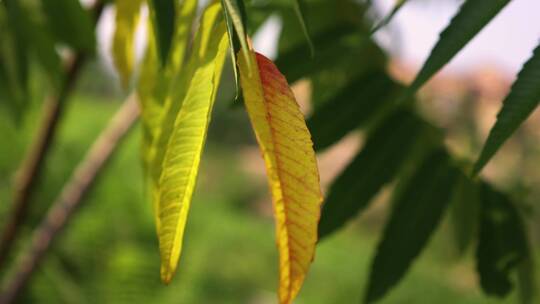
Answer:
[
  {"xmin": 318, "ymin": 109, "xmax": 426, "ymax": 239},
  {"xmin": 238, "ymin": 51, "xmax": 323, "ymax": 304},
  {"xmin": 42, "ymin": 0, "xmax": 96, "ymax": 52},
  {"xmin": 476, "ymin": 182, "xmax": 529, "ymax": 297},
  {"xmin": 365, "ymin": 149, "xmax": 460, "ymax": 303},
  {"xmin": 154, "ymin": 2, "xmax": 229, "ymax": 283},
  {"xmin": 149, "ymin": 0, "xmax": 176, "ymax": 65},
  {"xmin": 138, "ymin": 0, "xmax": 198, "ymax": 179},
  {"xmin": 473, "ymin": 44, "xmax": 540, "ymax": 175},
  {"xmin": 407, "ymin": 0, "xmax": 511, "ymax": 95},
  {"xmin": 113, "ymin": 0, "xmax": 143, "ymax": 89},
  {"xmin": 222, "ymin": 0, "xmax": 251, "ymax": 73}
]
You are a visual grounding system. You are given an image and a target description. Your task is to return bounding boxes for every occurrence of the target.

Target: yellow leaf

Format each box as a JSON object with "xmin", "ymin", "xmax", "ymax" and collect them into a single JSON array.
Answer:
[
  {"xmin": 153, "ymin": 2, "xmax": 229, "ymax": 283},
  {"xmin": 112, "ymin": 0, "xmax": 143, "ymax": 89},
  {"xmin": 238, "ymin": 51, "xmax": 323, "ymax": 304}
]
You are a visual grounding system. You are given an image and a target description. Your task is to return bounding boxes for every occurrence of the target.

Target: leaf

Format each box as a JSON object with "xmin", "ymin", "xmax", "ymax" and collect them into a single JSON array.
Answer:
[
  {"xmin": 476, "ymin": 182, "xmax": 529, "ymax": 297},
  {"xmin": 517, "ymin": 257, "xmax": 537, "ymax": 304},
  {"xmin": 307, "ymin": 70, "xmax": 399, "ymax": 151},
  {"xmin": 113, "ymin": 0, "xmax": 144, "ymax": 89},
  {"xmin": 318, "ymin": 109, "xmax": 426, "ymax": 239},
  {"xmin": 138, "ymin": 0, "xmax": 198, "ymax": 177},
  {"xmin": 369, "ymin": 0, "xmax": 407, "ymax": 35},
  {"xmin": 154, "ymin": 2, "xmax": 229, "ymax": 283},
  {"xmin": 407, "ymin": 0, "xmax": 512, "ymax": 95},
  {"xmin": 221, "ymin": 0, "xmax": 247, "ymax": 100},
  {"xmin": 292, "ymin": 0, "xmax": 314, "ymax": 57},
  {"xmin": 473, "ymin": 44, "xmax": 540, "ymax": 174},
  {"xmin": 238, "ymin": 51, "xmax": 323, "ymax": 304},
  {"xmin": 222, "ymin": 0, "xmax": 251, "ymax": 73},
  {"xmin": 449, "ymin": 172, "xmax": 480, "ymax": 255},
  {"xmin": 365, "ymin": 149, "xmax": 460, "ymax": 303},
  {"xmin": 42, "ymin": 0, "xmax": 96, "ymax": 52},
  {"xmin": 149, "ymin": 0, "xmax": 176, "ymax": 65},
  {"xmin": 4, "ymin": 0, "xmax": 62, "ymax": 89}
]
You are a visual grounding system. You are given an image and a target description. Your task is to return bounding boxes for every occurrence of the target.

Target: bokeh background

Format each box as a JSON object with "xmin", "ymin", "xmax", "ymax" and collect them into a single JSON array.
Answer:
[{"xmin": 1, "ymin": 0, "xmax": 540, "ymax": 303}]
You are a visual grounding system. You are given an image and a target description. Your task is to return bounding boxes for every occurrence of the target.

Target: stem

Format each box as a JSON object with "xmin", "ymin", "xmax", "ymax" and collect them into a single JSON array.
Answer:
[
  {"xmin": 0, "ymin": 1, "xmax": 105, "ymax": 270},
  {"xmin": 0, "ymin": 96, "xmax": 139, "ymax": 304}
]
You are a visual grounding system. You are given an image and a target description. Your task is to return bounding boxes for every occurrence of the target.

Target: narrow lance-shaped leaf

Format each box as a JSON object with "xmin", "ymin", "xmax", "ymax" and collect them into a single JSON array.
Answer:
[
  {"xmin": 449, "ymin": 172, "xmax": 480, "ymax": 255},
  {"xmin": 407, "ymin": 0, "xmax": 512, "ymax": 95},
  {"xmin": 365, "ymin": 149, "xmax": 460, "ymax": 303},
  {"xmin": 138, "ymin": 0, "xmax": 198, "ymax": 177},
  {"xmin": 369, "ymin": 0, "xmax": 408, "ymax": 35},
  {"xmin": 113, "ymin": 0, "xmax": 143, "ymax": 89},
  {"xmin": 238, "ymin": 51, "xmax": 323, "ymax": 304},
  {"xmin": 473, "ymin": 44, "xmax": 540, "ymax": 174},
  {"xmin": 318, "ymin": 109, "xmax": 426, "ymax": 239},
  {"xmin": 155, "ymin": 2, "xmax": 229, "ymax": 283},
  {"xmin": 476, "ymin": 182, "xmax": 529, "ymax": 297},
  {"xmin": 222, "ymin": 0, "xmax": 252, "ymax": 73},
  {"xmin": 42, "ymin": 0, "xmax": 96, "ymax": 52}
]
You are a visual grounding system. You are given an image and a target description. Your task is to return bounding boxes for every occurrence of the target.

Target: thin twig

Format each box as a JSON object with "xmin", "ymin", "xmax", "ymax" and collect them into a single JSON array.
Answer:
[
  {"xmin": 0, "ymin": 96, "xmax": 139, "ymax": 304},
  {"xmin": 0, "ymin": 1, "xmax": 105, "ymax": 269}
]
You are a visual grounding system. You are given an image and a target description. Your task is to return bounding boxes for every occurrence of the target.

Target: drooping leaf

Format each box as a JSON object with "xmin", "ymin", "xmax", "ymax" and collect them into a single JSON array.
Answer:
[
  {"xmin": 292, "ymin": 0, "xmax": 314, "ymax": 57},
  {"xmin": 238, "ymin": 51, "xmax": 323, "ymax": 304},
  {"xmin": 138, "ymin": 0, "xmax": 198, "ymax": 177},
  {"xmin": 407, "ymin": 0, "xmax": 512, "ymax": 95},
  {"xmin": 473, "ymin": 44, "xmax": 540, "ymax": 174},
  {"xmin": 365, "ymin": 149, "xmax": 460, "ymax": 303},
  {"xmin": 113, "ymin": 0, "xmax": 144, "ymax": 89},
  {"xmin": 149, "ymin": 0, "xmax": 176, "ymax": 65},
  {"xmin": 154, "ymin": 2, "xmax": 229, "ymax": 283},
  {"xmin": 222, "ymin": 0, "xmax": 251, "ymax": 73},
  {"xmin": 307, "ymin": 70, "xmax": 399, "ymax": 151},
  {"xmin": 221, "ymin": 0, "xmax": 247, "ymax": 100},
  {"xmin": 42, "ymin": 0, "xmax": 96, "ymax": 52},
  {"xmin": 318, "ymin": 109, "xmax": 426, "ymax": 239},
  {"xmin": 4, "ymin": 0, "xmax": 61, "ymax": 89},
  {"xmin": 476, "ymin": 182, "xmax": 529, "ymax": 297},
  {"xmin": 449, "ymin": 172, "xmax": 480, "ymax": 255}
]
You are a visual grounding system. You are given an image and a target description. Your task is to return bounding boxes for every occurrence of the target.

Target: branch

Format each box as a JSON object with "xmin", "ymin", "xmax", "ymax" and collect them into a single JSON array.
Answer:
[
  {"xmin": 0, "ymin": 1, "xmax": 105, "ymax": 269},
  {"xmin": 0, "ymin": 96, "xmax": 139, "ymax": 304}
]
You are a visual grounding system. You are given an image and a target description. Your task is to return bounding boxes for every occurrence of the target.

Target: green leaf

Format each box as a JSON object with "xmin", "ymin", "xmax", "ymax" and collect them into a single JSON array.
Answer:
[
  {"xmin": 476, "ymin": 182, "xmax": 529, "ymax": 297},
  {"xmin": 318, "ymin": 109, "xmax": 427, "ymax": 239},
  {"xmin": 4, "ymin": 0, "xmax": 62, "ymax": 89},
  {"xmin": 292, "ymin": 0, "xmax": 314, "ymax": 57},
  {"xmin": 473, "ymin": 44, "xmax": 540, "ymax": 175},
  {"xmin": 369, "ymin": 0, "xmax": 407, "ymax": 35},
  {"xmin": 42, "ymin": 0, "xmax": 96, "ymax": 52},
  {"xmin": 149, "ymin": 0, "xmax": 176, "ymax": 65},
  {"xmin": 222, "ymin": 0, "xmax": 251, "ymax": 74},
  {"xmin": 221, "ymin": 0, "xmax": 247, "ymax": 100},
  {"xmin": 449, "ymin": 172, "xmax": 480, "ymax": 255},
  {"xmin": 151, "ymin": 2, "xmax": 229, "ymax": 283},
  {"xmin": 365, "ymin": 149, "xmax": 460, "ymax": 303},
  {"xmin": 407, "ymin": 0, "xmax": 511, "ymax": 95},
  {"xmin": 113, "ymin": 0, "xmax": 144, "ymax": 89},
  {"xmin": 137, "ymin": 0, "xmax": 198, "ymax": 181},
  {"xmin": 307, "ymin": 70, "xmax": 399, "ymax": 151}
]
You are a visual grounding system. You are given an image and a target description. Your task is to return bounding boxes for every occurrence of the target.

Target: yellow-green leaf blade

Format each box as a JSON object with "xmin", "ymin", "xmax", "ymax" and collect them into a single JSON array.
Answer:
[
  {"xmin": 238, "ymin": 51, "xmax": 323, "ymax": 304},
  {"xmin": 112, "ymin": 0, "xmax": 143, "ymax": 89},
  {"xmin": 156, "ymin": 2, "xmax": 229, "ymax": 283}
]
